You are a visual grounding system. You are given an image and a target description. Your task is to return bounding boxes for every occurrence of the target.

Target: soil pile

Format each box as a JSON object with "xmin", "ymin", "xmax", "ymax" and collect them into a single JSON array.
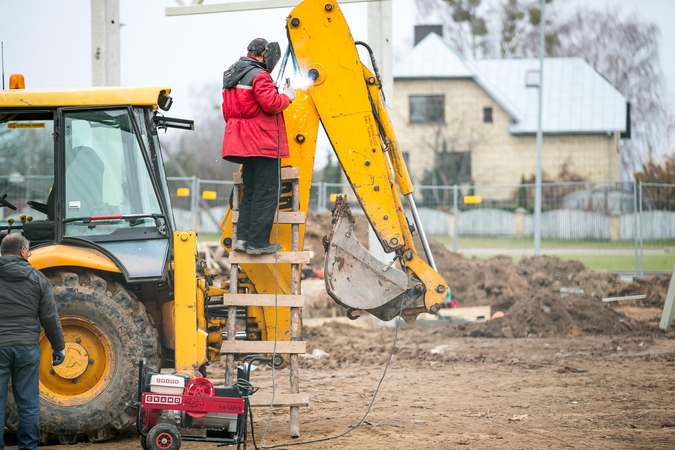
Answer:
[
  {"xmin": 609, "ymin": 274, "xmax": 673, "ymax": 308},
  {"xmin": 301, "ymin": 211, "xmax": 668, "ymax": 337}
]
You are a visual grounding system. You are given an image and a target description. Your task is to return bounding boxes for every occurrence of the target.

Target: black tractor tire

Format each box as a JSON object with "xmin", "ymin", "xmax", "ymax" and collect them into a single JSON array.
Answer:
[
  {"xmin": 5, "ymin": 271, "xmax": 160, "ymax": 444},
  {"xmin": 146, "ymin": 423, "xmax": 181, "ymax": 450}
]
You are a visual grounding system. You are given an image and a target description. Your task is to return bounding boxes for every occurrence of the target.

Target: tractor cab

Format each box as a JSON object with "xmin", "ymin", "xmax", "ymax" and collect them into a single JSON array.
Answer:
[{"xmin": 0, "ymin": 85, "xmax": 190, "ymax": 282}]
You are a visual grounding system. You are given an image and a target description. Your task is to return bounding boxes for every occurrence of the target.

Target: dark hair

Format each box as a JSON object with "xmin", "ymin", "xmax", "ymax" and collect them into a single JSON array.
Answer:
[
  {"xmin": 247, "ymin": 38, "xmax": 268, "ymax": 57},
  {"xmin": 1, "ymin": 234, "xmax": 29, "ymax": 256}
]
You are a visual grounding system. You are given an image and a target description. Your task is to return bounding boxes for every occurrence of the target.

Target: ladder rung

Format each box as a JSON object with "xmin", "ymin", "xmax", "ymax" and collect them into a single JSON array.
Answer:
[
  {"xmin": 249, "ymin": 393, "xmax": 309, "ymax": 408},
  {"xmin": 232, "ymin": 211, "xmax": 306, "ymax": 225},
  {"xmin": 229, "ymin": 251, "xmax": 310, "ymax": 265},
  {"xmin": 212, "ymin": 294, "xmax": 305, "ymax": 307},
  {"xmin": 221, "ymin": 340, "xmax": 306, "ymax": 354},
  {"xmin": 232, "ymin": 167, "xmax": 300, "ymax": 185}
]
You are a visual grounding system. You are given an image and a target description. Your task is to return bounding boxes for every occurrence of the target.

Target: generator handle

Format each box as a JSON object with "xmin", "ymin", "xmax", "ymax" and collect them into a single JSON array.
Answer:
[{"xmin": 136, "ymin": 358, "xmax": 149, "ymax": 439}]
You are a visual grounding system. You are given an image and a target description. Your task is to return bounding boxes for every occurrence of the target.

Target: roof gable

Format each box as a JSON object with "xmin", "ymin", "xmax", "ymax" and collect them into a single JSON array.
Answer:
[
  {"xmin": 393, "ymin": 33, "xmax": 473, "ymax": 78},
  {"xmin": 470, "ymin": 58, "xmax": 627, "ymax": 134},
  {"xmin": 394, "ymin": 36, "xmax": 627, "ymax": 134}
]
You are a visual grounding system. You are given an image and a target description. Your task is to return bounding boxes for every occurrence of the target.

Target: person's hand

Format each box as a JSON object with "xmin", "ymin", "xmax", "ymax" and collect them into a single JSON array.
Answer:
[
  {"xmin": 283, "ymin": 78, "xmax": 295, "ymax": 102},
  {"xmin": 52, "ymin": 350, "xmax": 66, "ymax": 366}
]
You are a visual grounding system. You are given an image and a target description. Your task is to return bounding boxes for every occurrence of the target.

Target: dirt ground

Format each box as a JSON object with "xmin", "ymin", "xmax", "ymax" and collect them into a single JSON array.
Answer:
[{"xmin": 8, "ymin": 212, "xmax": 675, "ymax": 449}]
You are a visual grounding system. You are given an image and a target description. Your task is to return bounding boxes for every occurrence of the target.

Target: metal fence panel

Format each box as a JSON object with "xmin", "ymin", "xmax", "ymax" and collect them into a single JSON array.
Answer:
[
  {"xmin": 458, "ymin": 209, "xmax": 515, "ymax": 237},
  {"xmin": 540, "ymin": 210, "xmax": 610, "ymax": 240}
]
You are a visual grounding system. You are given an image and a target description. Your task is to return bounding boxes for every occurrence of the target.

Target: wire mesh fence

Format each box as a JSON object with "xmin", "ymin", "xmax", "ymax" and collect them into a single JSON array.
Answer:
[{"xmin": 2, "ymin": 175, "xmax": 670, "ymax": 277}]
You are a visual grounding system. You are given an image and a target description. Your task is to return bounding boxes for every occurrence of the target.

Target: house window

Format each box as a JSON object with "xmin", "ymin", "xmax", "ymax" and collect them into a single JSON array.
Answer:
[
  {"xmin": 409, "ymin": 95, "xmax": 445, "ymax": 124},
  {"xmin": 483, "ymin": 107, "xmax": 493, "ymax": 123}
]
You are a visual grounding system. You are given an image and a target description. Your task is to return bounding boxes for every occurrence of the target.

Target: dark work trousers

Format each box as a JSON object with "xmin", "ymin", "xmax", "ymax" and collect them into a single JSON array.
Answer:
[
  {"xmin": 0, "ymin": 345, "xmax": 41, "ymax": 450},
  {"xmin": 237, "ymin": 157, "xmax": 280, "ymax": 248}
]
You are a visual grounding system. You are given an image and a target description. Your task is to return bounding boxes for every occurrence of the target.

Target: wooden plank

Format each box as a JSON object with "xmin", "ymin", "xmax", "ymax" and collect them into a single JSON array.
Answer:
[
  {"xmin": 249, "ymin": 393, "xmax": 309, "ymax": 408},
  {"xmin": 220, "ymin": 340, "xmax": 306, "ymax": 354},
  {"xmin": 232, "ymin": 211, "xmax": 306, "ymax": 224},
  {"xmin": 232, "ymin": 167, "xmax": 300, "ymax": 185},
  {"xmin": 659, "ymin": 265, "xmax": 675, "ymax": 330},
  {"xmin": 602, "ymin": 294, "xmax": 647, "ymax": 303},
  {"xmin": 228, "ymin": 251, "xmax": 310, "ymax": 265},
  {"xmin": 212, "ymin": 294, "xmax": 305, "ymax": 307}
]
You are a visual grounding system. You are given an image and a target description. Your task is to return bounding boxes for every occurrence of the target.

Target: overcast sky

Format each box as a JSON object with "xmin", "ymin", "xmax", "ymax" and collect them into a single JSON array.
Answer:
[{"xmin": 1, "ymin": 0, "xmax": 673, "ymax": 167}]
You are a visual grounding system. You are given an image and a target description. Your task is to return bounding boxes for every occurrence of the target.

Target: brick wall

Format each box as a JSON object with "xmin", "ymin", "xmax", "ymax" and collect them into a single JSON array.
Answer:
[{"xmin": 391, "ymin": 78, "xmax": 622, "ymax": 197}]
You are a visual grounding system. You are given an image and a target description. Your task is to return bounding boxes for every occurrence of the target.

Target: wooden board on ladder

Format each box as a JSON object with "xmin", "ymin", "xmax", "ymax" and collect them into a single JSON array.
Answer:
[{"xmin": 221, "ymin": 167, "xmax": 308, "ymax": 437}]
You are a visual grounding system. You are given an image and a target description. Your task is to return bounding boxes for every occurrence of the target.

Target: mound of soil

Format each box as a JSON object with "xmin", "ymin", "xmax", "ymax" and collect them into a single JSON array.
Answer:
[
  {"xmin": 609, "ymin": 274, "xmax": 673, "ymax": 308},
  {"xmin": 301, "ymin": 211, "xmax": 669, "ymax": 337}
]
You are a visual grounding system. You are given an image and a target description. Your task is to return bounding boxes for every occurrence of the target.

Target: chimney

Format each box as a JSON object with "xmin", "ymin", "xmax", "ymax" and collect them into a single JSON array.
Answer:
[{"xmin": 414, "ymin": 25, "xmax": 443, "ymax": 46}]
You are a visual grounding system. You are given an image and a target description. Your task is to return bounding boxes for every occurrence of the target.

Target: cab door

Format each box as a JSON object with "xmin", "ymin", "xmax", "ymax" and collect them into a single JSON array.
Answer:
[{"xmin": 56, "ymin": 106, "xmax": 172, "ymax": 281}]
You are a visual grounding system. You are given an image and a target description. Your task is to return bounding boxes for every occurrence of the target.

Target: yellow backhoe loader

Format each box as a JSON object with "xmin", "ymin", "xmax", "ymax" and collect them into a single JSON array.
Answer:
[{"xmin": 0, "ymin": 0, "xmax": 447, "ymax": 443}]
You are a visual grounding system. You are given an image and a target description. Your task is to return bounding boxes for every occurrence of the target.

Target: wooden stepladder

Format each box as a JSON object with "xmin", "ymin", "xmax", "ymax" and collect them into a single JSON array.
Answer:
[{"xmin": 220, "ymin": 167, "xmax": 309, "ymax": 437}]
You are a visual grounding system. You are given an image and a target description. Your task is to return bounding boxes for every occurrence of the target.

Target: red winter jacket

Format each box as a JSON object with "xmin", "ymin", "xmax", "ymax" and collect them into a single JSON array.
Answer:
[{"xmin": 221, "ymin": 57, "xmax": 290, "ymax": 161}]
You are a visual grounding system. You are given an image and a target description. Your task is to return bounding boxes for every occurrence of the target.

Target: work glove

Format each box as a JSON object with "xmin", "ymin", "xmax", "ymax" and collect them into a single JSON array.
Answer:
[
  {"xmin": 52, "ymin": 350, "xmax": 66, "ymax": 366},
  {"xmin": 283, "ymin": 78, "xmax": 295, "ymax": 102}
]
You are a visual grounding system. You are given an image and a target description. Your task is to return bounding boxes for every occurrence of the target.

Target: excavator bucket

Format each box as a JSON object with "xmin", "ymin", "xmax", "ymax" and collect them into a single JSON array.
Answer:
[{"xmin": 323, "ymin": 197, "xmax": 424, "ymax": 322}]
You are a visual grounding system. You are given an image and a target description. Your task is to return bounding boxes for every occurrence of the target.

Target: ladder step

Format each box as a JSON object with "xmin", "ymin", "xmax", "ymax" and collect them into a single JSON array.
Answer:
[
  {"xmin": 229, "ymin": 251, "xmax": 310, "ymax": 265},
  {"xmin": 221, "ymin": 340, "xmax": 306, "ymax": 354},
  {"xmin": 212, "ymin": 294, "xmax": 305, "ymax": 308},
  {"xmin": 232, "ymin": 211, "xmax": 306, "ymax": 225},
  {"xmin": 249, "ymin": 393, "xmax": 309, "ymax": 408},
  {"xmin": 233, "ymin": 167, "xmax": 299, "ymax": 185}
]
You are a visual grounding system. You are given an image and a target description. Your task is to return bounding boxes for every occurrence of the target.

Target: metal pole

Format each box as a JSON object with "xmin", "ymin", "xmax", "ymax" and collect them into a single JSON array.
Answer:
[
  {"xmin": 406, "ymin": 193, "xmax": 437, "ymax": 271},
  {"xmin": 453, "ymin": 184, "xmax": 458, "ymax": 252},
  {"xmin": 191, "ymin": 176, "xmax": 199, "ymax": 232},
  {"xmin": 639, "ymin": 182, "xmax": 644, "ymax": 277},
  {"xmin": 633, "ymin": 179, "xmax": 638, "ymax": 279},
  {"xmin": 533, "ymin": 0, "xmax": 545, "ymax": 255}
]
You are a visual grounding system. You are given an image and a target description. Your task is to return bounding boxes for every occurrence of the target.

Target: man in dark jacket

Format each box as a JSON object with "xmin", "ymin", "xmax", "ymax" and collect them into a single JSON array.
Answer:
[
  {"xmin": 221, "ymin": 38, "xmax": 295, "ymax": 255},
  {"xmin": 0, "ymin": 234, "xmax": 65, "ymax": 450}
]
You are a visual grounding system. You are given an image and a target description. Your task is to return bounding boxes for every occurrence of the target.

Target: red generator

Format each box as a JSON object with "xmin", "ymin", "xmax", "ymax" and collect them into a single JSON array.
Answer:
[{"xmin": 136, "ymin": 356, "xmax": 266, "ymax": 450}]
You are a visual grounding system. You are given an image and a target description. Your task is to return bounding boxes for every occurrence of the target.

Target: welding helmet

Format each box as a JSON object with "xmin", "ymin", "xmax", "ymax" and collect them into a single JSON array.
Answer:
[{"xmin": 247, "ymin": 39, "xmax": 281, "ymax": 73}]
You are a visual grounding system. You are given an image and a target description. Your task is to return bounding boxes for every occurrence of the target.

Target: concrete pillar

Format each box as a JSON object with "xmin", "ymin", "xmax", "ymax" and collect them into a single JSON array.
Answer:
[
  {"xmin": 610, "ymin": 214, "xmax": 620, "ymax": 241},
  {"xmin": 367, "ymin": 0, "xmax": 393, "ymax": 263},
  {"xmin": 515, "ymin": 207, "xmax": 526, "ymax": 238},
  {"xmin": 91, "ymin": 0, "xmax": 120, "ymax": 86}
]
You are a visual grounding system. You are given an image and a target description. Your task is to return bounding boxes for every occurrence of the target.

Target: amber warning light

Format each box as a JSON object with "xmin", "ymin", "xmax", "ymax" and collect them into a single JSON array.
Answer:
[{"xmin": 9, "ymin": 74, "xmax": 25, "ymax": 89}]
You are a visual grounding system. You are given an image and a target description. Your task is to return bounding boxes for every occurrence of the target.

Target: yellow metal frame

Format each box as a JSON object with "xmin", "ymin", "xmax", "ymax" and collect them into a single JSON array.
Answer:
[
  {"xmin": 28, "ymin": 245, "xmax": 122, "ymax": 273},
  {"xmin": 0, "ymin": 86, "xmax": 170, "ymax": 109},
  {"xmin": 173, "ymin": 231, "xmax": 208, "ymax": 376}
]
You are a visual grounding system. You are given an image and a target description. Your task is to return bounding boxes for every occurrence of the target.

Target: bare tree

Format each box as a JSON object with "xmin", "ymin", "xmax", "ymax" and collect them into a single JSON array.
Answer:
[
  {"xmin": 161, "ymin": 82, "xmax": 238, "ymax": 180},
  {"xmin": 419, "ymin": 113, "xmax": 481, "ymax": 208},
  {"xmin": 412, "ymin": 0, "xmax": 671, "ymax": 176},
  {"xmin": 416, "ymin": 0, "xmax": 493, "ymax": 58},
  {"xmin": 554, "ymin": 7, "xmax": 667, "ymax": 173}
]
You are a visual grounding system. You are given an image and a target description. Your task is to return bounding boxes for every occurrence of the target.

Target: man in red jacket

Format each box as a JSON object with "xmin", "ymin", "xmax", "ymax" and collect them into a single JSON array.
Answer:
[{"xmin": 222, "ymin": 38, "xmax": 295, "ymax": 255}]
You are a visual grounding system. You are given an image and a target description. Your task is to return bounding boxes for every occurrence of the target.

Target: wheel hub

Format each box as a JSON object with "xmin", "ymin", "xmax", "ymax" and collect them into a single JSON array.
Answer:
[
  {"xmin": 39, "ymin": 316, "xmax": 113, "ymax": 405},
  {"xmin": 52, "ymin": 342, "xmax": 89, "ymax": 379},
  {"xmin": 156, "ymin": 433, "xmax": 173, "ymax": 449}
]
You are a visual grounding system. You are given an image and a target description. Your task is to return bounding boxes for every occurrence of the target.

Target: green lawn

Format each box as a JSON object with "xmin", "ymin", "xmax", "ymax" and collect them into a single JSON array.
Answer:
[
  {"xmin": 431, "ymin": 236, "xmax": 675, "ymax": 271},
  {"xmin": 466, "ymin": 253, "xmax": 674, "ymax": 272},
  {"xmin": 196, "ymin": 233, "xmax": 222, "ymax": 242},
  {"xmin": 432, "ymin": 236, "xmax": 675, "ymax": 251}
]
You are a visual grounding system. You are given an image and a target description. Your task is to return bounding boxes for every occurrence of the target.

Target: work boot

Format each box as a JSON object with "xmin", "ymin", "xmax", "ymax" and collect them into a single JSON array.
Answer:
[
  {"xmin": 246, "ymin": 243, "xmax": 282, "ymax": 255},
  {"xmin": 233, "ymin": 240, "xmax": 247, "ymax": 252}
]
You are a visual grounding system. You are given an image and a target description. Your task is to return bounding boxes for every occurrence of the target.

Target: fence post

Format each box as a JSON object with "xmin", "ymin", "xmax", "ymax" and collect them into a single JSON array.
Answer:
[
  {"xmin": 319, "ymin": 181, "xmax": 325, "ymax": 212},
  {"xmin": 639, "ymin": 181, "xmax": 643, "ymax": 277},
  {"xmin": 191, "ymin": 176, "xmax": 199, "ymax": 232},
  {"xmin": 452, "ymin": 185, "xmax": 458, "ymax": 252},
  {"xmin": 633, "ymin": 179, "xmax": 638, "ymax": 279}
]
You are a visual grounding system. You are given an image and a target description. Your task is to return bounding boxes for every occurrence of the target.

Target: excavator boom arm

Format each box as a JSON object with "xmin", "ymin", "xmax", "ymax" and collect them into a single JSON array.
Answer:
[{"xmin": 286, "ymin": 0, "xmax": 448, "ymax": 321}]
